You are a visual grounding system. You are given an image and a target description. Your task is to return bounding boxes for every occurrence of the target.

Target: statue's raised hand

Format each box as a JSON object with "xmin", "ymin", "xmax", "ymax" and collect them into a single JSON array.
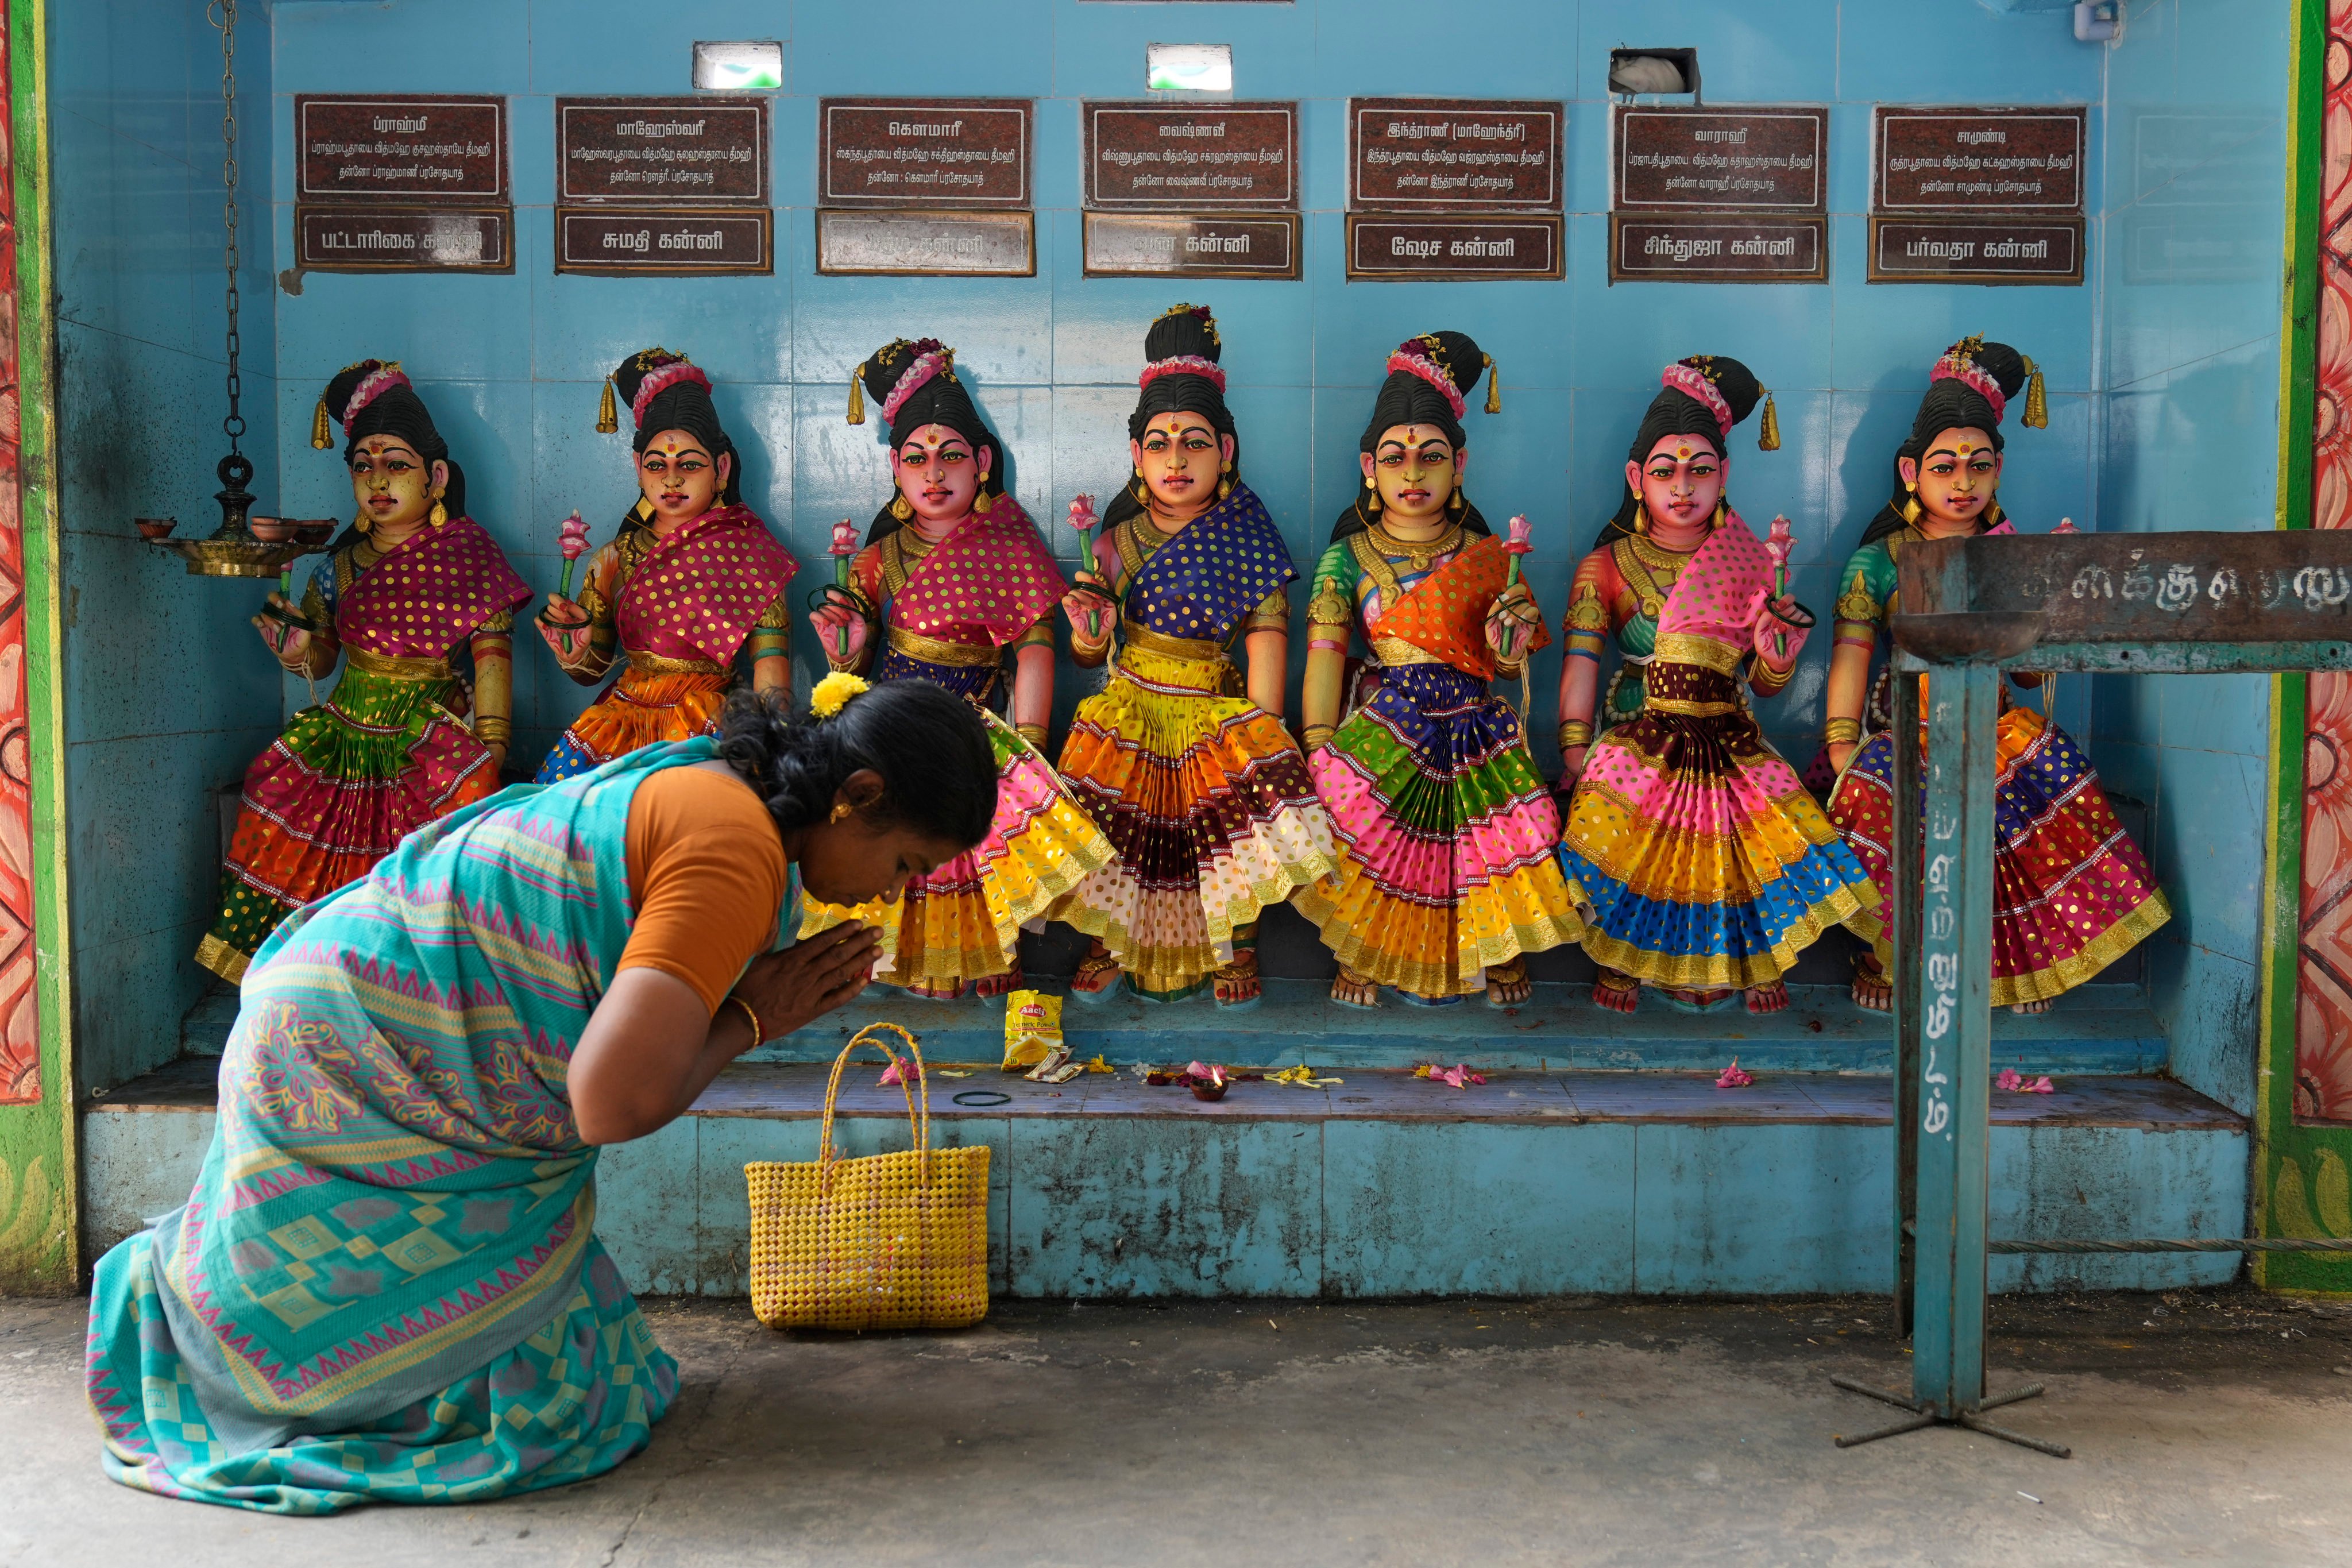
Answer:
[{"xmin": 251, "ymin": 593, "xmax": 310, "ymax": 668}]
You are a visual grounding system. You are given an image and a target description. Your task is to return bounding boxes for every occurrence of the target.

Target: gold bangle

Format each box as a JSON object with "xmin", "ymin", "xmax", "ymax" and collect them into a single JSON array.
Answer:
[
  {"xmin": 1015, "ymin": 722, "xmax": 1048, "ymax": 748},
  {"xmin": 472, "ymin": 717, "xmax": 512, "ymax": 744},
  {"xmin": 725, "ymin": 992, "xmax": 765, "ymax": 1044},
  {"xmin": 1823, "ymin": 717, "xmax": 1863, "ymax": 745},
  {"xmin": 1557, "ymin": 720, "xmax": 1593, "ymax": 749},
  {"xmin": 1301, "ymin": 723, "xmax": 1336, "ymax": 748}
]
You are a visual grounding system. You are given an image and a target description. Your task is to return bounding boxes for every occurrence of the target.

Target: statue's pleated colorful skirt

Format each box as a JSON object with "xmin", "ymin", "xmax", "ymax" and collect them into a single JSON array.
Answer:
[
  {"xmin": 1558, "ymin": 661, "xmax": 1876, "ymax": 991},
  {"xmin": 1293, "ymin": 663, "xmax": 1579, "ymax": 998},
  {"xmin": 804, "ymin": 660, "xmax": 1111, "ymax": 988},
  {"xmin": 1053, "ymin": 644, "xmax": 1339, "ymax": 998},
  {"xmin": 1829, "ymin": 705, "xmax": 2169, "ymax": 1007},
  {"xmin": 195, "ymin": 663, "xmax": 497, "ymax": 984},
  {"xmin": 534, "ymin": 663, "xmax": 728, "ymax": 783}
]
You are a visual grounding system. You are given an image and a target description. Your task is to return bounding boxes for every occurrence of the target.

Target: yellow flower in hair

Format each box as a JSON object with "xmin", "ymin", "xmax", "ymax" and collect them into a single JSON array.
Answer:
[{"xmin": 809, "ymin": 671, "xmax": 870, "ymax": 720}]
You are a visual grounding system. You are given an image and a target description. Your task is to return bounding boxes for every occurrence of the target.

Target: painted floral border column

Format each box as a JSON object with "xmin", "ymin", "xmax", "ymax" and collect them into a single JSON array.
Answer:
[
  {"xmin": 0, "ymin": 2, "xmax": 30, "ymax": 1109},
  {"xmin": 2300, "ymin": 2, "xmax": 2352, "ymax": 1126}
]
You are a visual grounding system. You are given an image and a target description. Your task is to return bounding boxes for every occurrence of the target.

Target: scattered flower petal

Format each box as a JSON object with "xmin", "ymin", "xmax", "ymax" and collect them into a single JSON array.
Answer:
[{"xmin": 1716, "ymin": 1059, "xmax": 1754, "ymax": 1089}]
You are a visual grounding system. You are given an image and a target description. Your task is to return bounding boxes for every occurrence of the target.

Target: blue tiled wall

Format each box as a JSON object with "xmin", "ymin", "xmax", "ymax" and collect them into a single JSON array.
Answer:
[
  {"xmin": 53, "ymin": 0, "xmax": 281, "ymax": 1092},
  {"xmin": 50, "ymin": 1, "xmax": 2292, "ymax": 1096},
  {"xmin": 2092, "ymin": 0, "xmax": 2291, "ymax": 1114},
  {"xmin": 256, "ymin": 0, "xmax": 2111, "ymax": 779}
]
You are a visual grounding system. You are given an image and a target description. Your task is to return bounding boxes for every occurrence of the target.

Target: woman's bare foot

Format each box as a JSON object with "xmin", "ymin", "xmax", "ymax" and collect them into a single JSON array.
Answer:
[
  {"xmin": 1331, "ymin": 965, "xmax": 1379, "ymax": 1008},
  {"xmin": 1069, "ymin": 944, "xmax": 1122, "ymax": 995},
  {"xmin": 1593, "ymin": 968, "xmax": 1640, "ymax": 1014},
  {"xmin": 1743, "ymin": 981, "xmax": 1790, "ymax": 1015},
  {"xmin": 1486, "ymin": 956, "xmax": 1532, "ymax": 1007},
  {"xmin": 1852, "ymin": 953, "xmax": 1892, "ymax": 1013},
  {"xmin": 2010, "ymin": 997, "xmax": 2054, "ymax": 1015},
  {"xmin": 972, "ymin": 965, "xmax": 1023, "ymax": 1001},
  {"xmin": 1212, "ymin": 951, "xmax": 1262, "ymax": 1007}
]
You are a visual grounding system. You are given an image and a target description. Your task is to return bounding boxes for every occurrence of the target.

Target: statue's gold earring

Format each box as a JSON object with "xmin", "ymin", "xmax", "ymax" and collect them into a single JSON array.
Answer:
[
  {"xmin": 428, "ymin": 492, "xmax": 449, "ymax": 527},
  {"xmin": 889, "ymin": 493, "xmax": 913, "ymax": 521},
  {"xmin": 1363, "ymin": 473, "xmax": 1380, "ymax": 514}
]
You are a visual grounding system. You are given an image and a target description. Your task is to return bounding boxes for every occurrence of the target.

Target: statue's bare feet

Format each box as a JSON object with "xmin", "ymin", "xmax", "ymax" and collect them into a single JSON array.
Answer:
[
  {"xmin": 1852, "ymin": 953, "xmax": 1893, "ymax": 1013},
  {"xmin": 1069, "ymin": 944, "xmax": 1122, "ymax": 995},
  {"xmin": 1486, "ymin": 956, "xmax": 1532, "ymax": 1007},
  {"xmin": 2010, "ymin": 997, "xmax": 2054, "ymax": 1015},
  {"xmin": 1212, "ymin": 952, "xmax": 1261, "ymax": 1007},
  {"xmin": 972, "ymin": 966, "xmax": 1022, "ymax": 1001},
  {"xmin": 905, "ymin": 978, "xmax": 964, "ymax": 1001},
  {"xmin": 1330, "ymin": 965, "xmax": 1379, "ymax": 1009},
  {"xmin": 1743, "ymin": 981, "xmax": 1790, "ymax": 1015},
  {"xmin": 1593, "ymin": 969, "xmax": 1640, "ymax": 1014}
]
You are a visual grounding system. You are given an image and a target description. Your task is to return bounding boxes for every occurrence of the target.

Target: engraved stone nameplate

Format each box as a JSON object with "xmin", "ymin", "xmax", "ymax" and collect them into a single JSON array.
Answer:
[
  {"xmin": 556, "ymin": 210, "xmax": 772, "ymax": 275},
  {"xmin": 1613, "ymin": 106, "xmax": 1826, "ymax": 211},
  {"xmin": 1867, "ymin": 216, "xmax": 2084, "ymax": 284},
  {"xmin": 819, "ymin": 99, "xmax": 1032, "ymax": 209},
  {"xmin": 1608, "ymin": 214, "xmax": 1826, "ymax": 283},
  {"xmin": 295, "ymin": 206, "xmax": 513, "ymax": 273},
  {"xmin": 1345, "ymin": 214, "xmax": 1562, "ymax": 280},
  {"xmin": 1347, "ymin": 98, "xmax": 1563, "ymax": 212},
  {"xmin": 815, "ymin": 210, "xmax": 1036, "ymax": 277},
  {"xmin": 557, "ymin": 98, "xmax": 768, "ymax": 206},
  {"xmin": 1874, "ymin": 107, "xmax": 2086, "ymax": 213},
  {"xmin": 1081, "ymin": 213, "xmax": 1300, "ymax": 279},
  {"xmin": 296, "ymin": 95, "xmax": 508, "ymax": 203},
  {"xmin": 1083, "ymin": 102, "xmax": 1297, "ymax": 210}
]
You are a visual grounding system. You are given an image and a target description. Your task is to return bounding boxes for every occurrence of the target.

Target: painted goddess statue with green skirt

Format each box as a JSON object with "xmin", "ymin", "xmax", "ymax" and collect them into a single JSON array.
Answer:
[{"xmin": 195, "ymin": 361, "xmax": 530, "ymax": 983}]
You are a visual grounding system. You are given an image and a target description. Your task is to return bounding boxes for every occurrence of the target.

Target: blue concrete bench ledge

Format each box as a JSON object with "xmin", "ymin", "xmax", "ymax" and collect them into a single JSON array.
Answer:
[{"xmin": 87, "ymin": 1057, "xmax": 2244, "ymax": 1301}]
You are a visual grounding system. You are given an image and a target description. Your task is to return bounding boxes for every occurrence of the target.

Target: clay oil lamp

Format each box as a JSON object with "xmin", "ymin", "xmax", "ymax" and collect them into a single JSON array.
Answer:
[{"xmin": 134, "ymin": 517, "xmax": 177, "ymax": 541}]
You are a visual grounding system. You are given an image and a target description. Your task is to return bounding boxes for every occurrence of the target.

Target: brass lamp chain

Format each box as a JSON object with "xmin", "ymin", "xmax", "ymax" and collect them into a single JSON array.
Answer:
[{"xmin": 208, "ymin": 0, "xmax": 242, "ymax": 455}]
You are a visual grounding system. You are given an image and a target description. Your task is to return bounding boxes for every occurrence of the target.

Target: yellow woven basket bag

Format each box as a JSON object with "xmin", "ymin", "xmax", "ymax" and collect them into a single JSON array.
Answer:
[{"xmin": 746, "ymin": 1022, "xmax": 990, "ymax": 1331}]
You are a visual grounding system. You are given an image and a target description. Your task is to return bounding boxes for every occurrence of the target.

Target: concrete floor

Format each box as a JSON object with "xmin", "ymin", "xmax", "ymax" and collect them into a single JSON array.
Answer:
[{"xmin": 3, "ymin": 1289, "xmax": 2349, "ymax": 1566}]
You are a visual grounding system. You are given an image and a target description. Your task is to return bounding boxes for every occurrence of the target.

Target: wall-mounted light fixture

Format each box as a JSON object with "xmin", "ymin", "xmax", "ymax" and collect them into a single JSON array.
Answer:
[
  {"xmin": 1146, "ymin": 43, "xmax": 1233, "ymax": 96},
  {"xmin": 2073, "ymin": 2, "xmax": 2123, "ymax": 42},
  {"xmin": 1608, "ymin": 48, "xmax": 1701, "ymax": 104},
  {"xmin": 693, "ymin": 41, "xmax": 784, "ymax": 91}
]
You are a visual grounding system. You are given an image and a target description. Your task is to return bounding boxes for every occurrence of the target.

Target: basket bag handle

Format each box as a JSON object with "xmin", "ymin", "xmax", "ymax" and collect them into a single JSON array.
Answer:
[{"xmin": 817, "ymin": 1022, "xmax": 931, "ymax": 1195}]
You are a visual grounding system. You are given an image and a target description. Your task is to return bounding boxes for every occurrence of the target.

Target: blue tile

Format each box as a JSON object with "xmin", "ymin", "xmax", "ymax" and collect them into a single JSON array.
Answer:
[
  {"xmin": 1324, "ymin": 1121, "xmax": 1635, "ymax": 1295},
  {"xmin": 2162, "ymin": 672, "xmax": 2271, "ymax": 759},
  {"xmin": 1839, "ymin": 1, "xmax": 2101, "ymax": 108},
  {"xmin": 1990, "ymin": 1125, "xmax": 2243, "ymax": 1291},
  {"xmin": 1005, "ymin": 1117, "xmax": 1322, "ymax": 1297},
  {"xmin": 271, "ymin": 0, "xmax": 533, "ymax": 94},
  {"xmin": 1632, "ymin": 1125, "xmax": 1891, "ymax": 1293},
  {"xmin": 799, "ymin": 0, "xmax": 1055, "ymax": 98},
  {"xmin": 1051, "ymin": 0, "xmax": 1318, "ymax": 102},
  {"xmin": 2144, "ymin": 746, "xmax": 2267, "ymax": 966},
  {"xmin": 523, "ymin": 1, "xmax": 790, "ymax": 98}
]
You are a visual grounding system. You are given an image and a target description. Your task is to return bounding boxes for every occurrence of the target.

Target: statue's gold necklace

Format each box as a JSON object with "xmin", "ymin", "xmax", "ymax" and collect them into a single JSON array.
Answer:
[{"xmin": 1368, "ymin": 520, "xmax": 1463, "ymax": 574}]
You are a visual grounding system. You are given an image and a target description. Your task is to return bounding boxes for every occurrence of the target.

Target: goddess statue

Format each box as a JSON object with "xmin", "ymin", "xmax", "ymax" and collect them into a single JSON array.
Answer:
[
  {"xmin": 1822, "ymin": 337, "xmax": 2169, "ymax": 1013},
  {"xmin": 1053, "ymin": 304, "xmax": 1338, "ymax": 1007},
  {"xmin": 801, "ymin": 338, "xmax": 1111, "ymax": 999},
  {"xmin": 533, "ymin": 348, "xmax": 798, "ymax": 781},
  {"xmin": 196, "ymin": 360, "xmax": 530, "ymax": 983},
  {"xmin": 1554, "ymin": 356, "xmax": 1875, "ymax": 1015},
  {"xmin": 1292, "ymin": 330, "xmax": 1578, "ymax": 1007}
]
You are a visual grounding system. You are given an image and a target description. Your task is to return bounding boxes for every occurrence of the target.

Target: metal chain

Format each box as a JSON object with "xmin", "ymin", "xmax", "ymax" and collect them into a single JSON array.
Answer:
[{"xmin": 208, "ymin": 0, "xmax": 242, "ymax": 451}]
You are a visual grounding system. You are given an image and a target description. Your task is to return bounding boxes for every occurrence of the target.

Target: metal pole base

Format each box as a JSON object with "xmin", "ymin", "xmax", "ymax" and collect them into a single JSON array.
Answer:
[{"xmin": 1829, "ymin": 1374, "xmax": 2071, "ymax": 1458}]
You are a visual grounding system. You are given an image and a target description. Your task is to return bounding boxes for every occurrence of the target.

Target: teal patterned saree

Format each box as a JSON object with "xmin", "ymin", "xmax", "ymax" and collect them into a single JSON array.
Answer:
[{"xmin": 85, "ymin": 738, "xmax": 747, "ymax": 1512}]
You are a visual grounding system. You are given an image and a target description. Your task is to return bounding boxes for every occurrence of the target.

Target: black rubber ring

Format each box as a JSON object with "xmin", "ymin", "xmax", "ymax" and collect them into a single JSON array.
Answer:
[{"xmin": 951, "ymin": 1090, "xmax": 1013, "ymax": 1107}]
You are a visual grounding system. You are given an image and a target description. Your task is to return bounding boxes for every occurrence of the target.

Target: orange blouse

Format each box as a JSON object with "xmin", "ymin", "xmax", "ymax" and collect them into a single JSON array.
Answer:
[{"xmin": 617, "ymin": 763, "xmax": 790, "ymax": 1012}]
